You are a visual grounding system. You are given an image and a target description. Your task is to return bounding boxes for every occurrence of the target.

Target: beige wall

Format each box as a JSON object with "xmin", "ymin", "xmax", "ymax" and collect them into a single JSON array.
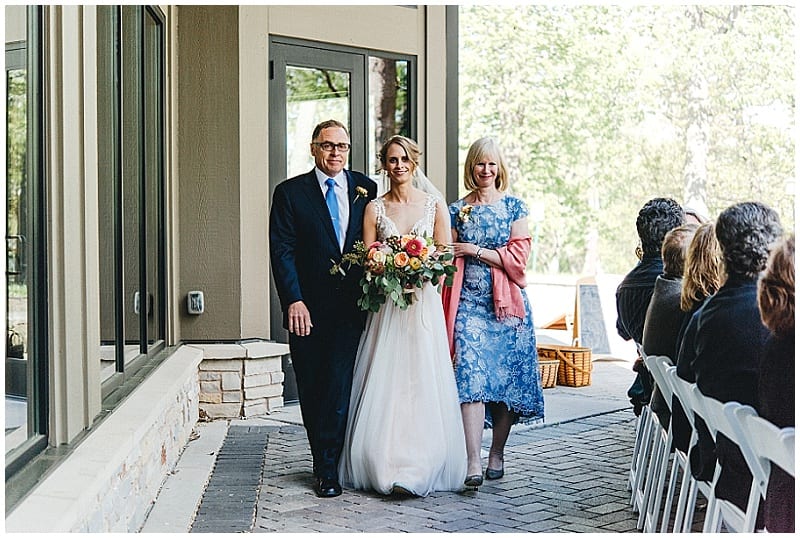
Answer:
[
  {"xmin": 5, "ymin": 5, "xmax": 26, "ymax": 43},
  {"xmin": 176, "ymin": 6, "xmax": 243, "ymax": 340},
  {"xmin": 238, "ymin": 7, "xmax": 270, "ymax": 339}
]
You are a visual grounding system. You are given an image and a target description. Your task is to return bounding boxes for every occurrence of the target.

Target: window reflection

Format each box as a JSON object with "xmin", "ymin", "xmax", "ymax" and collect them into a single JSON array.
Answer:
[
  {"xmin": 5, "ymin": 23, "xmax": 28, "ymax": 452},
  {"xmin": 97, "ymin": 5, "xmax": 165, "ymax": 384},
  {"xmin": 285, "ymin": 66, "xmax": 351, "ymax": 178},
  {"xmin": 368, "ymin": 56, "xmax": 409, "ymax": 188}
]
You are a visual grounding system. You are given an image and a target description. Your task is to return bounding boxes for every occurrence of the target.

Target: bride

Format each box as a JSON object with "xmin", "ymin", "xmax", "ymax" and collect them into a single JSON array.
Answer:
[{"xmin": 339, "ymin": 135, "xmax": 468, "ymax": 496}]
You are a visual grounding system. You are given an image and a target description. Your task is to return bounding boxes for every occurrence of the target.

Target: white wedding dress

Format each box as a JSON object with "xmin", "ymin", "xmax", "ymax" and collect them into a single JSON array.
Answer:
[{"xmin": 339, "ymin": 195, "xmax": 468, "ymax": 496}]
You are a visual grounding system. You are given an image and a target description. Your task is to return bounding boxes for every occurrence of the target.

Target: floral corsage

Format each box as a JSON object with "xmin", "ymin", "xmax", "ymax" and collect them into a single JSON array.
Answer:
[
  {"xmin": 458, "ymin": 204, "xmax": 474, "ymax": 223},
  {"xmin": 353, "ymin": 186, "xmax": 369, "ymax": 203}
]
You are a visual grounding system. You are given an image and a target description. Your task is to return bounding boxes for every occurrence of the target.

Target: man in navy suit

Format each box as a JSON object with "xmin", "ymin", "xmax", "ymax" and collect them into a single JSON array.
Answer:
[{"xmin": 269, "ymin": 119, "xmax": 377, "ymax": 497}]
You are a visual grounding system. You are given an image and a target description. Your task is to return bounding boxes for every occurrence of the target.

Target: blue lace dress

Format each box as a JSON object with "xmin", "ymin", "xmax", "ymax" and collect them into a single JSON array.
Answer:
[{"xmin": 449, "ymin": 196, "xmax": 545, "ymax": 425}]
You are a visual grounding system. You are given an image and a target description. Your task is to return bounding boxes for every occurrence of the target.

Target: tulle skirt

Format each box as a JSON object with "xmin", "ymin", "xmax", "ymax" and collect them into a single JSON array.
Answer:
[{"xmin": 339, "ymin": 284, "xmax": 468, "ymax": 496}]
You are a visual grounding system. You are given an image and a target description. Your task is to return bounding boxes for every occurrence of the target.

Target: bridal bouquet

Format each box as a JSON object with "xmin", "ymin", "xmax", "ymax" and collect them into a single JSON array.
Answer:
[{"xmin": 330, "ymin": 234, "xmax": 457, "ymax": 311}]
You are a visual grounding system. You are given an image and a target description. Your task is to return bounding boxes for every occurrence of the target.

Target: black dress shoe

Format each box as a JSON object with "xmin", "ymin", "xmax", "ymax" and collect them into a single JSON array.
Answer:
[
  {"xmin": 485, "ymin": 467, "xmax": 504, "ymax": 480},
  {"xmin": 464, "ymin": 474, "xmax": 483, "ymax": 488},
  {"xmin": 314, "ymin": 477, "xmax": 342, "ymax": 498}
]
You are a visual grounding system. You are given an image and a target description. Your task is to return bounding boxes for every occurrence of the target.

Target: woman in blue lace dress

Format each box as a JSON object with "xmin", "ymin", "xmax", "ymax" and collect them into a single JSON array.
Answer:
[{"xmin": 445, "ymin": 137, "xmax": 544, "ymax": 488}]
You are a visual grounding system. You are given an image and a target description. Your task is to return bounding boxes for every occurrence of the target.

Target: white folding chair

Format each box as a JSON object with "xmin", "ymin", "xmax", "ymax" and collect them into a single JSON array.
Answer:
[
  {"xmin": 730, "ymin": 404, "xmax": 795, "ymax": 532},
  {"xmin": 630, "ymin": 399, "xmax": 659, "ymax": 527},
  {"xmin": 641, "ymin": 354, "xmax": 675, "ymax": 533},
  {"xmin": 738, "ymin": 409, "xmax": 795, "ymax": 479},
  {"xmin": 629, "ymin": 343, "xmax": 656, "ymax": 517},
  {"xmin": 689, "ymin": 387, "xmax": 762, "ymax": 533},
  {"xmin": 666, "ymin": 366, "xmax": 717, "ymax": 532},
  {"xmin": 660, "ymin": 365, "xmax": 694, "ymax": 532}
]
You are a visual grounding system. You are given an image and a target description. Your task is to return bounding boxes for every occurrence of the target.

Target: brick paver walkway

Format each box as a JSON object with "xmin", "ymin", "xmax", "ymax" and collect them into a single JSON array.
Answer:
[{"xmin": 252, "ymin": 410, "xmax": 641, "ymax": 533}]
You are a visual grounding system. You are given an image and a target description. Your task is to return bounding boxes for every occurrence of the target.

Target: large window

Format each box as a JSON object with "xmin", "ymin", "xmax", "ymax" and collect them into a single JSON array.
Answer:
[
  {"xmin": 97, "ymin": 6, "xmax": 165, "ymax": 395},
  {"xmin": 5, "ymin": 5, "xmax": 48, "ymax": 472}
]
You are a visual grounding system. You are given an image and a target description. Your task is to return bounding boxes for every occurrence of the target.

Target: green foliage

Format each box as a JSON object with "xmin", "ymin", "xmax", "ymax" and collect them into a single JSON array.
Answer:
[
  {"xmin": 7, "ymin": 69, "xmax": 27, "ymax": 238},
  {"xmin": 460, "ymin": 5, "xmax": 795, "ymax": 275}
]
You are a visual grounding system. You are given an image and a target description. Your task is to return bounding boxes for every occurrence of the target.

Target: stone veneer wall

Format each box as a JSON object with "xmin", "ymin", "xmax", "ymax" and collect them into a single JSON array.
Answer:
[
  {"xmin": 5, "ymin": 345, "xmax": 203, "ymax": 532},
  {"xmin": 193, "ymin": 341, "xmax": 289, "ymax": 418}
]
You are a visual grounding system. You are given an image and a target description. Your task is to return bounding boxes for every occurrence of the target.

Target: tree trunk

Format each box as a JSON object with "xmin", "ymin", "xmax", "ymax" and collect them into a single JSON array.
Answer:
[
  {"xmin": 682, "ymin": 6, "xmax": 740, "ymax": 216},
  {"xmin": 370, "ymin": 58, "xmax": 397, "ymax": 152},
  {"xmin": 683, "ymin": 66, "xmax": 710, "ymax": 215}
]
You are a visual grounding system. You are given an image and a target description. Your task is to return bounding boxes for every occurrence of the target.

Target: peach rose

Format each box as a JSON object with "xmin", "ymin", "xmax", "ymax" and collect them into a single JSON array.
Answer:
[{"xmin": 393, "ymin": 252, "xmax": 410, "ymax": 267}]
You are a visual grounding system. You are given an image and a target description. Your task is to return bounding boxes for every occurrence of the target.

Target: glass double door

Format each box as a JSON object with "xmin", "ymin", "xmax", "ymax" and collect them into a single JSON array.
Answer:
[{"xmin": 268, "ymin": 39, "xmax": 413, "ymax": 402}]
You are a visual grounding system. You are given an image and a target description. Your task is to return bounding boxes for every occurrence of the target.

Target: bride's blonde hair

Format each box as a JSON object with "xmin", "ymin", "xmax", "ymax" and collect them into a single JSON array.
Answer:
[{"xmin": 378, "ymin": 135, "xmax": 420, "ymax": 175}]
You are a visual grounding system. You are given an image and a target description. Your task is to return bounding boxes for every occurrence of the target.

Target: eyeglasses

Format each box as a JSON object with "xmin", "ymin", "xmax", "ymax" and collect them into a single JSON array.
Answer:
[{"xmin": 313, "ymin": 141, "xmax": 351, "ymax": 152}]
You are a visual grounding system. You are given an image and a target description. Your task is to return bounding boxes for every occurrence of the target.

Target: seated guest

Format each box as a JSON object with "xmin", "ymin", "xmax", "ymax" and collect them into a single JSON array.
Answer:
[
  {"xmin": 616, "ymin": 198, "xmax": 685, "ymax": 415},
  {"xmin": 680, "ymin": 202, "xmax": 782, "ymax": 513},
  {"xmin": 642, "ymin": 223, "xmax": 698, "ymax": 429},
  {"xmin": 672, "ymin": 222, "xmax": 722, "ymax": 453},
  {"xmin": 756, "ymin": 234, "xmax": 794, "ymax": 533}
]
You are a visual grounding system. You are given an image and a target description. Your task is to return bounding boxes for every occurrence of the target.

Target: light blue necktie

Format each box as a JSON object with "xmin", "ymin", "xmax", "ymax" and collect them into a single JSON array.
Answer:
[{"xmin": 325, "ymin": 178, "xmax": 342, "ymax": 247}]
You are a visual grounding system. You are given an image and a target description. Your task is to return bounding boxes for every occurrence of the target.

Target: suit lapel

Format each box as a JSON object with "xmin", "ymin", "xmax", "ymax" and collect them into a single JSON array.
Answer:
[
  {"xmin": 344, "ymin": 171, "xmax": 366, "ymax": 251},
  {"xmin": 300, "ymin": 171, "xmax": 340, "ymax": 248}
]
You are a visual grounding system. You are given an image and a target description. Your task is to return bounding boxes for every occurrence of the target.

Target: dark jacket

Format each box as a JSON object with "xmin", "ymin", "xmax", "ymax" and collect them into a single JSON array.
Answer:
[
  {"xmin": 671, "ymin": 301, "xmax": 704, "ymax": 453},
  {"xmin": 616, "ymin": 254, "xmax": 664, "ymax": 344},
  {"xmin": 269, "ymin": 169, "xmax": 377, "ymax": 330},
  {"xmin": 642, "ymin": 274, "xmax": 684, "ymax": 430},
  {"xmin": 616, "ymin": 254, "xmax": 663, "ymax": 411},
  {"xmin": 757, "ymin": 332, "xmax": 795, "ymax": 532},
  {"xmin": 683, "ymin": 276, "xmax": 770, "ymax": 511}
]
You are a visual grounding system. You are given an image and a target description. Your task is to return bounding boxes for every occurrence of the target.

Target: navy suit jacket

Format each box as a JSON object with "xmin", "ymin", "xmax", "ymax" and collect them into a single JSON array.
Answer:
[{"xmin": 269, "ymin": 169, "xmax": 377, "ymax": 330}]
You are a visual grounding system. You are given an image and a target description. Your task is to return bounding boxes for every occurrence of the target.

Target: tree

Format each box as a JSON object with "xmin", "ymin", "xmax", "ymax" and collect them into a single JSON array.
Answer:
[{"xmin": 460, "ymin": 5, "xmax": 795, "ymax": 275}]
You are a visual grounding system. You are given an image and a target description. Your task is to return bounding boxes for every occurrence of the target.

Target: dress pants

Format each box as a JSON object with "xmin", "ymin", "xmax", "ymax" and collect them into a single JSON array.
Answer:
[{"xmin": 290, "ymin": 322, "xmax": 362, "ymax": 480}]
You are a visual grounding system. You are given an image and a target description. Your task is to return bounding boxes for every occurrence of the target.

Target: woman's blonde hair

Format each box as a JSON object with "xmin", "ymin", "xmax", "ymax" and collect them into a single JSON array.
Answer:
[
  {"xmin": 463, "ymin": 137, "xmax": 509, "ymax": 192},
  {"xmin": 680, "ymin": 222, "xmax": 722, "ymax": 312},
  {"xmin": 378, "ymin": 135, "xmax": 420, "ymax": 175},
  {"xmin": 758, "ymin": 234, "xmax": 794, "ymax": 336}
]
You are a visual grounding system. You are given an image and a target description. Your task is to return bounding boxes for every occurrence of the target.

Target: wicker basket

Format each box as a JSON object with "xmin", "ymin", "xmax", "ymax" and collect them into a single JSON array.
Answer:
[
  {"xmin": 538, "ymin": 359, "xmax": 560, "ymax": 389},
  {"xmin": 537, "ymin": 343, "xmax": 593, "ymax": 387}
]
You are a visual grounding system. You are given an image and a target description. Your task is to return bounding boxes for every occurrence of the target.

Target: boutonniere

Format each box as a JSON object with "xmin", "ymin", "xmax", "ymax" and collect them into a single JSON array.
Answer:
[
  {"xmin": 353, "ymin": 186, "xmax": 368, "ymax": 203},
  {"xmin": 458, "ymin": 204, "xmax": 474, "ymax": 223}
]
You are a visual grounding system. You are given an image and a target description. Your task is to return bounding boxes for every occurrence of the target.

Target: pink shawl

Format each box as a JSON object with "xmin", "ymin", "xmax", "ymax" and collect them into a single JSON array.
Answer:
[{"xmin": 442, "ymin": 236, "xmax": 531, "ymax": 360}]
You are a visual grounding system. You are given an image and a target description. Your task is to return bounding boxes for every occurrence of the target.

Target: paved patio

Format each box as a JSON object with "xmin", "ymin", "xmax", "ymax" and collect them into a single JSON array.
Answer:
[
  {"xmin": 142, "ymin": 357, "xmax": 690, "ymax": 533},
  {"xmin": 250, "ymin": 409, "xmax": 639, "ymax": 533}
]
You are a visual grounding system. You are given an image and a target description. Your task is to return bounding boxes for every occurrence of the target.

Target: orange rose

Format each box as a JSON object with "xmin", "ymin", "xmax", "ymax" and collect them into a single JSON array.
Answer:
[{"xmin": 393, "ymin": 252, "xmax": 410, "ymax": 267}]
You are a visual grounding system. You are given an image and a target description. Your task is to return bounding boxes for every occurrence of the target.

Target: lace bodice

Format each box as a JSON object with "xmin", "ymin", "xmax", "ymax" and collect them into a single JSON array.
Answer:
[{"xmin": 373, "ymin": 194, "xmax": 437, "ymax": 240}]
